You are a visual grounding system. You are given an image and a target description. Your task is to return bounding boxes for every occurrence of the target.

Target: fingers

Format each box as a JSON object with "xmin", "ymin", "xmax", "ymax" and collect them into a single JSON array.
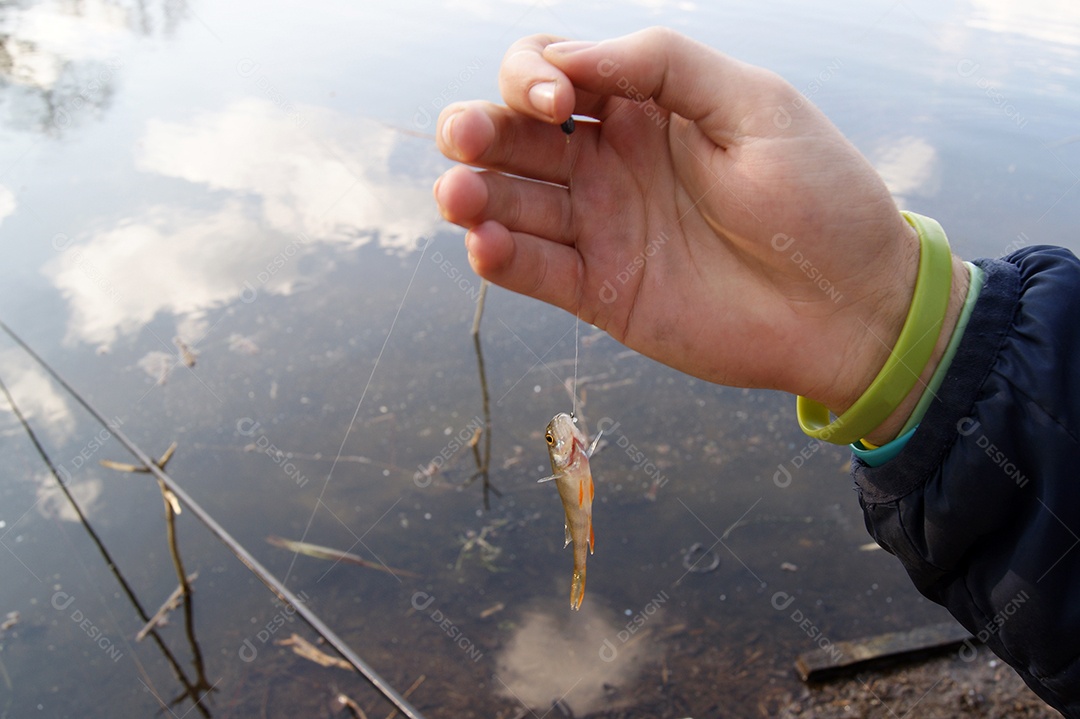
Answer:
[
  {"xmin": 436, "ymin": 101, "xmax": 583, "ymax": 185},
  {"xmin": 465, "ymin": 221, "xmax": 581, "ymax": 313},
  {"xmin": 439, "ymin": 27, "xmax": 793, "ymax": 187},
  {"xmin": 434, "ymin": 165, "xmax": 574, "ymax": 244},
  {"xmin": 511, "ymin": 27, "xmax": 789, "ymax": 142}
]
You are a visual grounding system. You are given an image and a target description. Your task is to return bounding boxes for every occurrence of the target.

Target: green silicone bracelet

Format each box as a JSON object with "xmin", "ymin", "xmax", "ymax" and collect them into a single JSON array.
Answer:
[{"xmin": 796, "ymin": 212, "xmax": 953, "ymax": 444}]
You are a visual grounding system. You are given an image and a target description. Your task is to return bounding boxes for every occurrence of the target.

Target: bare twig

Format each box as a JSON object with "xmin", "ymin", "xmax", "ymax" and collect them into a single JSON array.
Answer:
[
  {"xmin": 384, "ymin": 675, "xmax": 425, "ymax": 719},
  {"xmin": 276, "ymin": 633, "xmax": 352, "ymax": 670},
  {"xmin": 0, "ymin": 376, "xmax": 211, "ymax": 716},
  {"xmin": 136, "ymin": 572, "xmax": 198, "ymax": 641},
  {"xmin": 0, "ymin": 319, "xmax": 426, "ymax": 719},
  {"xmin": 336, "ymin": 692, "xmax": 370, "ymax": 719},
  {"xmin": 470, "ymin": 281, "xmax": 496, "ymax": 510}
]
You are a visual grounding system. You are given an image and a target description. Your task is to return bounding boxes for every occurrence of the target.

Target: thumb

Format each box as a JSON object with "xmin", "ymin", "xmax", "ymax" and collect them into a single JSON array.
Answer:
[{"xmin": 544, "ymin": 27, "xmax": 789, "ymax": 140}]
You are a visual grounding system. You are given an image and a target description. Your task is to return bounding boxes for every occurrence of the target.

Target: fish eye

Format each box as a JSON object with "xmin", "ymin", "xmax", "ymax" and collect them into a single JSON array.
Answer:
[{"xmin": 545, "ymin": 433, "xmax": 555, "ymax": 445}]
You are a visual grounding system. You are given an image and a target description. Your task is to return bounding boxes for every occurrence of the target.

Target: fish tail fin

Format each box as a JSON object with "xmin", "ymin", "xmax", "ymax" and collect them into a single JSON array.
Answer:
[{"xmin": 570, "ymin": 566, "xmax": 586, "ymax": 610}]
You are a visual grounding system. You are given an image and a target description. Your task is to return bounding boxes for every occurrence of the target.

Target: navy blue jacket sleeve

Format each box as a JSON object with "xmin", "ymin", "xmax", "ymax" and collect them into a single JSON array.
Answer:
[{"xmin": 852, "ymin": 246, "xmax": 1080, "ymax": 717}]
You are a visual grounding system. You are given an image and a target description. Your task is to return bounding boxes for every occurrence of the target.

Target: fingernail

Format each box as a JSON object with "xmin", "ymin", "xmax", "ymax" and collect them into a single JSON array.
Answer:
[
  {"xmin": 441, "ymin": 110, "xmax": 460, "ymax": 150},
  {"xmin": 528, "ymin": 82, "xmax": 556, "ymax": 117},
  {"xmin": 547, "ymin": 40, "xmax": 597, "ymax": 54},
  {"xmin": 465, "ymin": 232, "xmax": 479, "ymax": 267}
]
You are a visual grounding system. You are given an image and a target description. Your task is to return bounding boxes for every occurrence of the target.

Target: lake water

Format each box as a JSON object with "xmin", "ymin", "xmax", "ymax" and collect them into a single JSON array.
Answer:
[{"xmin": 0, "ymin": 1, "xmax": 1077, "ymax": 717}]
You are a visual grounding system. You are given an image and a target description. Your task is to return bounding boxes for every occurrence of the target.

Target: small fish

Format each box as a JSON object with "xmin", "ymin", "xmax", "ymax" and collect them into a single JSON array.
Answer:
[{"xmin": 539, "ymin": 412, "xmax": 601, "ymax": 610}]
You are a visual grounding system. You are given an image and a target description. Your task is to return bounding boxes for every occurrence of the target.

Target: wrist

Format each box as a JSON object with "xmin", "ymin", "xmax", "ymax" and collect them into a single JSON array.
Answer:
[
  {"xmin": 796, "ymin": 213, "xmax": 966, "ymax": 445},
  {"xmin": 859, "ymin": 254, "xmax": 970, "ymax": 445}
]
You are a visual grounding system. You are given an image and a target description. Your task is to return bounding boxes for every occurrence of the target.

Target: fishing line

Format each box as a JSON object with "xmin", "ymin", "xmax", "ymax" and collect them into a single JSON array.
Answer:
[
  {"xmin": 572, "ymin": 315, "xmax": 580, "ymax": 418},
  {"xmin": 285, "ymin": 236, "xmax": 430, "ymax": 588},
  {"xmin": 564, "ymin": 116, "xmax": 581, "ymax": 421},
  {"xmin": 0, "ymin": 319, "xmax": 428, "ymax": 719}
]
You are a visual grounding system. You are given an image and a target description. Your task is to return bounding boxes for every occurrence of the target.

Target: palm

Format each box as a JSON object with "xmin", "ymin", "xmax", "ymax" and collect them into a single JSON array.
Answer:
[{"xmin": 564, "ymin": 101, "xmax": 856, "ymax": 388}]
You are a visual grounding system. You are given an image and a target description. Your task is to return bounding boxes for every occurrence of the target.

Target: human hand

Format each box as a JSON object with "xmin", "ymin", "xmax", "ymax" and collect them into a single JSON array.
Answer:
[{"xmin": 434, "ymin": 27, "xmax": 966, "ymax": 441}]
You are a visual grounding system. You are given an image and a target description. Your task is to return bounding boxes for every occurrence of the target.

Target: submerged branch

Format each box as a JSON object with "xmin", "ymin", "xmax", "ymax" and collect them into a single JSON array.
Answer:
[
  {"xmin": 0, "ymin": 318, "xmax": 428, "ymax": 719},
  {"xmin": 470, "ymin": 281, "xmax": 496, "ymax": 511},
  {"xmin": 0, "ymin": 377, "xmax": 212, "ymax": 717},
  {"xmin": 266, "ymin": 535, "xmax": 420, "ymax": 578}
]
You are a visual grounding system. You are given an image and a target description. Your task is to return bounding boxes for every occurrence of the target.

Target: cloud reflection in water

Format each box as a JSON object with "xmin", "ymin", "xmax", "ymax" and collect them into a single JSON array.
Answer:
[
  {"xmin": 495, "ymin": 601, "xmax": 659, "ymax": 715},
  {"xmin": 44, "ymin": 99, "xmax": 440, "ymax": 349}
]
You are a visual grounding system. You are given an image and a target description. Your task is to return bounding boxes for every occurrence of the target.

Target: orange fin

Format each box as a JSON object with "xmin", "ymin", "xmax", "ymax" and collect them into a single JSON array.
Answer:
[
  {"xmin": 570, "ymin": 568, "xmax": 586, "ymax": 610},
  {"xmin": 578, "ymin": 479, "xmax": 584, "ymax": 507},
  {"xmin": 589, "ymin": 475, "xmax": 594, "ymax": 501},
  {"xmin": 589, "ymin": 520, "xmax": 595, "ymax": 553}
]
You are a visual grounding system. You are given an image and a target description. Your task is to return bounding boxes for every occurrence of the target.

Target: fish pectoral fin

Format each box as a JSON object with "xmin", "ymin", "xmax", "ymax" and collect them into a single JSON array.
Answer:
[
  {"xmin": 537, "ymin": 474, "xmax": 556, "ymax": 483},
  {"xmin": 564, "ymin": 523, "xmax": 572, "ymax": 548},
  {"xmin": 589, "ymin": 521, "xmax": 595, "ymax": 554},
  {"xmin": 587, "ymin": 430, "xmax": 603, "ymax": 457}
]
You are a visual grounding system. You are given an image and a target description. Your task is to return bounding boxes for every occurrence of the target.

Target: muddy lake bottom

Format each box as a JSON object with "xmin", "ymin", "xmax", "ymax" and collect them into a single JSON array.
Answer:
[{"xmin": 198, "ymin": 602, "xmax": 1052, "ymax": 718}]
